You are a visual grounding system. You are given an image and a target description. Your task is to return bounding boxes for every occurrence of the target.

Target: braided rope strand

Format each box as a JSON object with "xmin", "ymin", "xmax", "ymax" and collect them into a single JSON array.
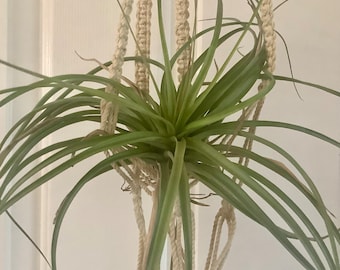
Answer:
[
  {"xmin": 101, "ymin": 0, "xmax": 134, "ymax": 134},
  {"xmin": 176, "ymin": 0, "xmax": 191, "ymax": 83},
  {"xmin": 133, "ymin": 1, "xmax": 154, "ymax": 268},
  {"xmin": 169, "ymin": 210, "xmax": 184, "ymax": 270},
  {"xmin": 214, "ymin": 202, "xmax": 236, "ymax": 270},
  {"xmin": 135, "ymin": 0, "xmax": 152, "ymax": 92},
  {"xmin": 102, "ymin": 1, "xmax": 276, "ymax": 269},
  {"xmin": 242, "ymin": 0, "xmax": 276, "ymax": 168},
  {"xmin": 132, "ymin": 182, "xmax": 147, "ymax": 270},
  {"xmin": 260, "ymin": 0, "xmax": 276, "ymax": 73},
  {"xmin": 204, "ymin": 200, "xmax": 236, "ymax": 270}
]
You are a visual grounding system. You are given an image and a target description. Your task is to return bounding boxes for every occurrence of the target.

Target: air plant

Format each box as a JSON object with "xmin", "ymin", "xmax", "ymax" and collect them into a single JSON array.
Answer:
[{"xmin": 0, "ymin": 0, "xmax": 339, "ymax": 269}]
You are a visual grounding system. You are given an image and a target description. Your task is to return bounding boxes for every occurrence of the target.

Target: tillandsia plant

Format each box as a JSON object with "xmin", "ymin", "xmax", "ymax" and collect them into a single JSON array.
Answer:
[{"xmin": 0, "ymin": 0, "xmax": 339, "ymax": 269}]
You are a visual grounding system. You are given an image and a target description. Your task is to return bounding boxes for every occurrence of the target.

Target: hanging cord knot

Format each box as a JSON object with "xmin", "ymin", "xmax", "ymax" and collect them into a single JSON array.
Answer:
[{"xmin": 220, "ymin": 199, "xmax": 235, "ymax": 221}]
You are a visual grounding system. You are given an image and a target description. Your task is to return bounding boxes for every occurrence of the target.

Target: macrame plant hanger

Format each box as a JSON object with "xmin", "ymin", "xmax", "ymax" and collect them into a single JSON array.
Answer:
[
  {"xmin": 100, "ymin": 0, "xmax": 275, "ymax": 269},
  {"xmin": 204, "ymin": 1, "xmax": 276, "ymax": 270}
]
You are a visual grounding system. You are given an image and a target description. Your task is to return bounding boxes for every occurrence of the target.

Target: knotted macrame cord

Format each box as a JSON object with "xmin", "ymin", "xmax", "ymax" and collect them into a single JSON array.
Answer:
[
  {"xmin": 204, "ymin": 1, "xmax": 276, "ymax": 269},
  {"xmin": 101, "ymin": 0, "xmax": 276, "ymax": 269},
  {"xmin": 242, "ymin": 0, "xmax": 276, "ymax": 168},
  {"xmin": 99, "ymin": 1, "xmax": 151, "ymax": 269}
]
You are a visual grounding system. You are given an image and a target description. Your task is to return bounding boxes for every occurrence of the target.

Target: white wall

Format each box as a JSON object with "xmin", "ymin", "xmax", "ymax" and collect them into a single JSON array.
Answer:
[{"xmin": 1, "ymin": 1, "xmax": 339, "ymax": 270}]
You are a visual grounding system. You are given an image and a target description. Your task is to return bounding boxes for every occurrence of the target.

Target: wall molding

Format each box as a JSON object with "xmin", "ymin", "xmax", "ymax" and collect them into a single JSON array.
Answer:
[
  {"xmin": 1, "ymin": 1, "xmax": 44, "ymax": 269},
  {"xmin": 0, "ymin": 0, "xmax": 11, "ymax": 269},
  {"xmin": 39, "ymin": 1, "xmax": 55, "ymax": 269}
]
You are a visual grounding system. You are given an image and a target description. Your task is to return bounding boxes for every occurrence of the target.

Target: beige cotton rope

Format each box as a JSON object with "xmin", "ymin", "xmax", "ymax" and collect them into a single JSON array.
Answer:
[
  {"xmin": 133, "ymin": 1, "xmax": 155, "ymax": 269},
  {"xmin": 176, "ymin": 0, "xmax": 191, "ymax": 83},
  {"xmin": 133, "ymin": 0, "xmax": 154, "ymax": 199},
  {"xmin": 168, "ymin": 202, "xmax": 197, "ymax": 270},
  {"xmin": 165, "ymin": 1, "xmax": 194, "ymax": 270},
  {"xmin": 102, "ymin": 1, "xmax": 275, "ymax": 269},
  {"xmin": 204, "ymin": 200, "xmax": 236, "ymax": 270},
  {"xmin": 242, "ymin": 0, "xmax": 276, "ymax": 168},
  {"xmin": 205, "ymin": 1, "xmax": 276, "ymax": 269},
  {"xmin": 135, "ymin": 0, "xmax": 152, "ymax": 92},
  {"xmin": 99, "ymin": 1, "xmax": 152, "ymax": 269},
  {"xmin": 169, "ymin": 202, "xmax": 185, "ymax": 270},
  {"xmin": 101, "ymin": 0, "xmax": 134, "ymax": 135},
  {"xmin": 260, "ymin": 0, "xmax": 276, "ymax": 74}
]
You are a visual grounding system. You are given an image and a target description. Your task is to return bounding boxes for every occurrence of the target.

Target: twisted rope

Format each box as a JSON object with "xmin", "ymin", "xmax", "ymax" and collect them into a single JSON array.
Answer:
[
  {"xmin": 135, "ymin": 0, "xmax": 152, "ymax": 92},
  {"xmin": 165, "ymin": 1, "xmax": 194, "ymax": 269},
  {"xmin": 103, "ymin": 1, "xmax": 276, "ymax": 269},
  {"xmin": 168, "ymin": 203, "xmax": 196, "ymax": 270},
  {"xmin": 204, "ymin": 200, "xmax": 236, "ymax": 270},
  {"xmin": 134, "ymin": 189, "xmax": 148, "ymax": 269},
  {"xmin": 98, "ymin": 1, "xmax": 152, "ymax": 269},
  {"xmin": 242, "ymin": 0, "xmax": 276, "ymax": 168},
  {"xmin": 176, "ymin": 0, "xmax": 191, "ymax": 82},
  {"xmin": 101, "ymin": 0, "xmax": 134, "ymax": 135},
  {"xmin": 206, "ymin": 2, "xmax": 276, "ymax": 269},
  {"xmin": 260, "ymin": 0, "xmax": 276, "ymax": 74},
  {"xmin": 133, "ymin": 1, "xmax": 155, "ymax": 268},
  {"xmin": 169, "ymin": 202, "xmax": 185, "ymax": 270}
]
